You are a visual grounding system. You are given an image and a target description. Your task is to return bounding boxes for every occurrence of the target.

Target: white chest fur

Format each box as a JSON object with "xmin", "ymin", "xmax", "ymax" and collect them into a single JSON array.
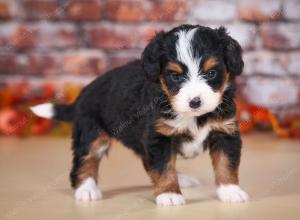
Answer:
[
  {"xmin": 165, "ymin": 115, "xmax": 211, "ymax": 158},
  {"xmin": 180, "ymin": 124, "xmax": 211, "ymax": 158}
]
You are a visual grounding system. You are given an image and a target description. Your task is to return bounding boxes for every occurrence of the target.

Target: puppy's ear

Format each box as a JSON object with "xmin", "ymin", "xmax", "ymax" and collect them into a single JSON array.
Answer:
[
  {"xmin": 141, "ymin": 31, "xmax": 165, "ymax": 81},
  {"xmin": 217, "ymin": 27, "xmax": 244, "ymax": 78}
]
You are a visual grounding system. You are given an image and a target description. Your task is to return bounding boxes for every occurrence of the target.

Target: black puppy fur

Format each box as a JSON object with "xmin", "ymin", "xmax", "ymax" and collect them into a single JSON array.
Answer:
[{"xmin": 32, "ymin": 24, "xmax": 246, "ymax": 204}]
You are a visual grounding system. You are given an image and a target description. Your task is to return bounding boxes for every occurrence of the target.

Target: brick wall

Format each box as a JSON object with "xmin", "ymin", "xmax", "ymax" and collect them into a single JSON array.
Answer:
[{"xmin": 0, "ymin": 0, "xmax": 300, "ymax": 109}]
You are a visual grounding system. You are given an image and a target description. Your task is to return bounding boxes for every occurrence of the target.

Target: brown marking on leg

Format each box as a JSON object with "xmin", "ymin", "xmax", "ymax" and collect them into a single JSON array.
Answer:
[
  {"xmin": 155, "ymin": 118, "xmax": 175, "ymax": 136},
  {"xmin": 203, "ymin": 57, "xmax": 218, "ymax": 72},
  {"xmin": 75, "ymin": 133, "xmax": 111, "ymax": 188},
  {"xmin": 166, "ymin": 62, "xmax": 183, "ymax": 74},
  {"xmin": 209, "ymin": 117, "xmax": 238, "ymax": 135},
  {"xmin": 210, "ymin": 150, "xmax": 238, "ymax": 185},
  {"xmin": 155, "ymin": 117, "xmax": 192, "ymax": 137},
  {"xmin": 144, "ymin": 153, "xmax": 181, "ymax": 195}
]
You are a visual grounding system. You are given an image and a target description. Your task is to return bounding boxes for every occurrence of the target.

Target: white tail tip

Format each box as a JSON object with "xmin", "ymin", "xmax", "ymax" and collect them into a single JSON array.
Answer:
[{"xmin": 30, "ymin": 103, "xmax": 54, "ymax": 119}]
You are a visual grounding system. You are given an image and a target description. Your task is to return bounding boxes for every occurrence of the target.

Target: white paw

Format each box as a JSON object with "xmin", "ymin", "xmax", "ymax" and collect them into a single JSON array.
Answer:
[
  {"xmin": 177, "ymin": 173, "xmax": 201, "ymax": 188},
  {"xmin": 155, "ymin": 193, "xmax": 186, "ymax": 206},
  {"xmin": 75, "ymin": 177, "xmax": 102, "ymax": 201},
  {"xmin": 217, "ymin": 184, "xmax": 249, "ymax": 203}
]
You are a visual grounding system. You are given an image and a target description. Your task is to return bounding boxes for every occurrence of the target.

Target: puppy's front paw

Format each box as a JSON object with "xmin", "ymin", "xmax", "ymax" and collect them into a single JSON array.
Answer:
[
  {"xmin": 177, "ymin": 173, "xmax": 201, "ymax": 188},
  {"xmin": 75, "ymin": 177, "xmax": 102, "ymax": 201},
  {"xmin": 155, "ymin": 193, "xmax": 186, "ymax": 206},
  {"xmin": 217, "ymin": 184, "xmax": 249, "ymax": 203}
]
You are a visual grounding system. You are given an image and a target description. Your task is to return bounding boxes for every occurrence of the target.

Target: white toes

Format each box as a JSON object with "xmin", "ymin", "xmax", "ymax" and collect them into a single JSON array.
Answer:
[
  {"xmin": 217, "ymin": 184, "xmax": 249, "ymax": 203},
  {"xmin": 156, "ymin": 193, "xmax": 186, "ymax": 206},
  {"xmin": 75, "ymin": 177, "xmax": 102, "ymax": 201},
  {"xmin": 177, "ymin": 173, "xmax": 201, "ymax": 188}
]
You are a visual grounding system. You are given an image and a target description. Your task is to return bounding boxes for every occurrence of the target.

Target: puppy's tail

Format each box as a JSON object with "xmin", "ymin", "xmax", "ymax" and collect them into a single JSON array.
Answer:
[{"xmin": 30, "ymin": 103, "xmax": 75, "ymax": 122}]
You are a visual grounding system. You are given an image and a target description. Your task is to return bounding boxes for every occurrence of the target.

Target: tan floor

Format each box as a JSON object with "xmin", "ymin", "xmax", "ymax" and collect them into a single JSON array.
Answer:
[{"xmin": 0, "ymin": 133, "xmax": 300, "ymax": 220}]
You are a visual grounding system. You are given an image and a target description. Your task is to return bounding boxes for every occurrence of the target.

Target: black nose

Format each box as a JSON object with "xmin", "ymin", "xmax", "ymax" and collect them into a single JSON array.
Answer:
[{"xmin": 189, "ymin": 97, "xmax": 201, "ymax": 109}]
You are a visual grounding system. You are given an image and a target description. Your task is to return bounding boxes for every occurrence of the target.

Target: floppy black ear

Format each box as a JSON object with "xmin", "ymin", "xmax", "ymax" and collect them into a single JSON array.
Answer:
[
  {"xmin": 217, "ymin": 27, "xmax": 244, "ymax": 78},
  {"xmin": 141, "ymin": 31, "xmax": 165, "ymax": 81}
]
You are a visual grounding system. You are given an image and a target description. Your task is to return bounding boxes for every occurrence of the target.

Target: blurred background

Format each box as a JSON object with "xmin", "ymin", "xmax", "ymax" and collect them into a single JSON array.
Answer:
[{"xmin": 0, "ymin": 0, "xmax": 300, "ymax": 137}]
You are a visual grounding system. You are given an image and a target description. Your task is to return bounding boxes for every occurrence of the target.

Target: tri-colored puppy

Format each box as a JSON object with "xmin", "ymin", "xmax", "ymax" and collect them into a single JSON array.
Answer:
[{"xmin": 31, "ymin": 24, "xmax": 249, "ymax": 206}]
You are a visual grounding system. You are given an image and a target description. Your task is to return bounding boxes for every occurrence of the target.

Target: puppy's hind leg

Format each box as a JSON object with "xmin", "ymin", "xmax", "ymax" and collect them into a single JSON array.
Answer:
[{"xmin": 70, "ymin": 118, "xmax": 111, "ymax": 201}]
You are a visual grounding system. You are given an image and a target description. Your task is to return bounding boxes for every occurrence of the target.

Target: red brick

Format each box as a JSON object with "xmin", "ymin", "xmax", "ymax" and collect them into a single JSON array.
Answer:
[
  {"xmin": 106, "ymin": 0, "xmax": 145, "ymax": 22},
  {"xmin": 243, "ymin": 51, "xmax": 285, "ymax": 76},
  {"xmin": 260, "ymin": 23, "xmax": 300, "ymax": 50},
  {"xmin": 227, "ymin": 24, "xmax": 256, "ymax": 50},
  {"xmin": 108, "ymin": 51, "xmax": 140, "ymax": 70},
  {"xmin": 191, "ymin": 0, "xmax": 236, "ymax": 22},
  {"xmin": 142, "ymin": 26, "xmax": 164, "ymax": 45},
  {"xmin": 147, "ymin": 0, "xmax": 188, "ymax": 22},
  {"xmin": 84, "ymin": 24, "xmax": 143, "ymax": 49},
  {"xmin": 9, "ymin": 25, "xmax": 37, "ymax": 49},
  {"xmin": 283, "ymin": 0, "xmax": 300, "ymax": 21},
  {"xmin": 0, "ymin": 53, "xmax": 16, "ymax": 74},
  {"xmin": 238, "ymin": 0, "xmax": 282, "ymax": 22},
  {"xmin": 0, "ymin": 0, "xmax": 12, "ymax": 19},
  {"xmin": 243, "ymin": 77, "xmax": 299, "ymax": 108},
  {"xmin": 22, "ymin": 0, "xmax": 60, "ymax": 20},
  {"xmin": 35, "ymin": 23, "xmax": 79, "ymax": 48},
  {"xmin": 17, "ymin": 53, "xmax": 61, "ymax": 76},
  {"xmin": 7, "ymin": 22, "xmax": 79, "ymax": 49},
  {"xmin": 66, "ymin": 0, "xmax": 101, "ymax": 21},
  {"xmin": 7, "ymin": 23, "xmax": 79, "ymax": 49},
  {"xmin": 63, "ymin": 50, "xmax": 107, "ymax": 76}
]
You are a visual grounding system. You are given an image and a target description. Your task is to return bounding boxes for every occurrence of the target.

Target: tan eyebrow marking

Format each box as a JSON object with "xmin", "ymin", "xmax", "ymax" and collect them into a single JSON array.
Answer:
[
  {"xmin": 166, "ymin": 62, "xmax": 183, "ymax": 74},
  {"xmin": 203, "ymin": 57, "xmax": 219, "ymax": 72}
]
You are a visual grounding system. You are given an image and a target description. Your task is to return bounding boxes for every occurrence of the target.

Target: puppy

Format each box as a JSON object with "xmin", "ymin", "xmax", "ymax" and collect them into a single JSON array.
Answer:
[{"xmin": 31, "ymin": 24, "xmax": 249, "ymax": 206}]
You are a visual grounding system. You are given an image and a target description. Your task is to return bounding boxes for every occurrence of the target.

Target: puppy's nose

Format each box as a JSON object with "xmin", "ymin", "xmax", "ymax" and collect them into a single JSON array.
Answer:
[{"xmin": 189, "ymin": 97, "xmax": 201, "ymax": 109}]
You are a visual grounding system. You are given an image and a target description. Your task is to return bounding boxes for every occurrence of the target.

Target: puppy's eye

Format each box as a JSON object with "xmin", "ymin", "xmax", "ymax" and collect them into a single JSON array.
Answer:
[
  {"xmin": 170, "ymin": 73, "xmax": 183, "ymax": 82},
  {"xmin": 204, "ymin": 70, "xmax": 218, "ymax": 79}
]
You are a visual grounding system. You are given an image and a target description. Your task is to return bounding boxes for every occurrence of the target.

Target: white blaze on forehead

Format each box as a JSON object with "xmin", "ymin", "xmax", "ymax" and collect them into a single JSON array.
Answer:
[
  {"xmin": 176, "ymin": 28, "xmax": 200, "ymax": 75},
  {"xmin": 173, "ymin": 28, "xmax": 222, "ymax": 116}
]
